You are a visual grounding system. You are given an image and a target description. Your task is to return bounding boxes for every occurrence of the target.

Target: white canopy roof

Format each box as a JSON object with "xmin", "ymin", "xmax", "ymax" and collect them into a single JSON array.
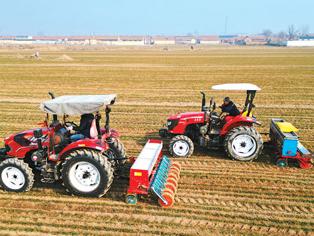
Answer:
[
  {"xmin": 211, "ymin": 83, "xmax": 261, "ymax": 91},
  {"xmin": 40, "ymin": 94, "xmax": 116, "ymax": 115}
]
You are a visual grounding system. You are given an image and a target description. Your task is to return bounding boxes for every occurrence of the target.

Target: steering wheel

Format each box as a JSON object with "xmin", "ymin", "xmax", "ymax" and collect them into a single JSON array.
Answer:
[{"xmin": 64, "ymin": 121, "xmax": 79, "ymax": 129}]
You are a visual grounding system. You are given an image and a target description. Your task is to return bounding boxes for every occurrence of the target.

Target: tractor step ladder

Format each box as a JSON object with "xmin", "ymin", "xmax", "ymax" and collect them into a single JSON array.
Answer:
[{"xmin": 126, "ymin": 139, "xmax": 181, "ymax": 208}]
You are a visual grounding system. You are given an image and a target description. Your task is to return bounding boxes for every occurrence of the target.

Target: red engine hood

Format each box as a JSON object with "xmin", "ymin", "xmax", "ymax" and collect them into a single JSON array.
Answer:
[
  {"xmin": 168, "ymin": 112, "xmax": 205, "ymax": 120},
  {"xmin": 4, "ymin": 127, "xmax": 49, "ymax": 142}
]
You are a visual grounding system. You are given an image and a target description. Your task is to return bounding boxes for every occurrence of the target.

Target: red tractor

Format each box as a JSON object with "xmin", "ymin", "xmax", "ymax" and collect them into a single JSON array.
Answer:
[
  {"xmin": 159, "ymin": 83, "xmax": 263, "ymax": 161},
  {"xmin": 0, "ymin": 93, "xmax": 126, "ymax": 197}
]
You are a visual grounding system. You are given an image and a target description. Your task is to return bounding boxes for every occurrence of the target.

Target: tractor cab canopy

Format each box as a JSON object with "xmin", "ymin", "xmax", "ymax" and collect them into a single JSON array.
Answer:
[
  {"xmin": 211, "ymin": 83, "xmax": 261, "ymax": 91},
  {"xmin": 211, "ymin": 83, "xmax": 261, "ymax": 116},
  {"xmin": 40, "ymin": 94, "xmax": 117, "ymax": 115}
]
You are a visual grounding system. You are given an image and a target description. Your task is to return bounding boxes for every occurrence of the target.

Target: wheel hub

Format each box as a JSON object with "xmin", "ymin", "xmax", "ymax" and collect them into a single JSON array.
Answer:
[
  {"xmin": 173, "ymin": 141, "xmax": 189, "ymax": 157},
  {"xmin": 69, "ymin": 161, "xmax": 100, "ymax": 192},
  {"xmin": 231, "ymin": 134, "xmax": 257, "ymax": 158},
  {"xmin": 1, "ymin": 166, "xmax": 25, "ymax": 190}
]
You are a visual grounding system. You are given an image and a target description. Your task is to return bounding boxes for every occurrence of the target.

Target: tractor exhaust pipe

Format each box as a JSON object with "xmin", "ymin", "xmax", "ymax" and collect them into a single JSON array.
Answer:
[
  {"xmin": 33, "ymin": 129, "xmax": 43, "ymax": 150},
  {"xmin": 48, "ymin": 92, "xmax": 58, "ymax": 122},
  {"xmin": 200, "ymin": 91, "xmax": 206, "ymax": 111},
  {"xmin": 105, "ymin": 105, "xmax": 111, "ymax": 133}
]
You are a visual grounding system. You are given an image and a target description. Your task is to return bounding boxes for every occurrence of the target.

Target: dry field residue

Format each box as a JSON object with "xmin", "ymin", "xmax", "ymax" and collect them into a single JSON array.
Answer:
[{"xmin": 0, "ymin": 46, "xmax": 313, "ymax": 235}]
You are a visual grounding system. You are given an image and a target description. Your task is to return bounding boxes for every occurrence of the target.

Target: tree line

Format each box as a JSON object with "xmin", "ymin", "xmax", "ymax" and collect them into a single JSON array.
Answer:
[{"xmin": 262, "ymin": 25, "xmax": 310, "ymax": 40}]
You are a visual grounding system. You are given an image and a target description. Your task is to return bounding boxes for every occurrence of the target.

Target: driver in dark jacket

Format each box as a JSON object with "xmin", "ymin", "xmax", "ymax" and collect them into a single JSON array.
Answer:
[
  {"xmin": 70, "ymin": 113, "xmax": 94, "ymax": 141},
  {"xmin": 220, "ymin": 97, "xmax": 240, "ymax": 117}
]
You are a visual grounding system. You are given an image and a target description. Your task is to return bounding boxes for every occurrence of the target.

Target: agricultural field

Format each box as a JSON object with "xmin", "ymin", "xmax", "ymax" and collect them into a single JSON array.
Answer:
[{"xmin": 0, "ymin": 45, "xmax": 313, "ymax": 235}]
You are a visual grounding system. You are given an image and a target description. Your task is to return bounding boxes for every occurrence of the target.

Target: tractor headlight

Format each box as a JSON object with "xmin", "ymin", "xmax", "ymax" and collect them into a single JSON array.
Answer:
[{"xmin": 167, "ymin": 119, "xmax": 179, "ymax": 130}]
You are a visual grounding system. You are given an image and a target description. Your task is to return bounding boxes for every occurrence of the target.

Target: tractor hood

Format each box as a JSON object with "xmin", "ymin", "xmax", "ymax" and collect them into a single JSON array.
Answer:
[
  {"xmin": 164, "ymin": 111, "xmax": 205, "ymax": 134},
  {"xmin": 168, "ymin": 112, "xmax": 205, "ymax": 121},
  {"xmin": 4, "ymin": 128, "xmax": 49, "ymax": 143}
]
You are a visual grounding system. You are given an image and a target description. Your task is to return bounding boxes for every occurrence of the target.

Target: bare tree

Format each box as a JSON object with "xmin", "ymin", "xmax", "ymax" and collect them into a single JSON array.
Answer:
[
  {"xmin": 278, "ymin": 31, "xmax": 287, "ymax": 41},
  {"xmin": 288, "ymin": 25, "xmax": 298, "ymax": 40},
  {"xmin": 262, "ymin": 29, "xmax": 272, "ymax": 39},
  {"xmin": 300, "ymin": 25, "xmax": 309, "ymax": 36}
]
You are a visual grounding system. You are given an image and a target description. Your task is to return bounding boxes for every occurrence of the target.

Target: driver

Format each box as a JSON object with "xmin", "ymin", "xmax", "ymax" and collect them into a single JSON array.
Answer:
[
  {"xmin": 68, "ymin": 113, "xmax": 95, "ymax": 141},
  {"xmin": 220, "ymin": 97, "xmax": 240, "ymax": 117}
]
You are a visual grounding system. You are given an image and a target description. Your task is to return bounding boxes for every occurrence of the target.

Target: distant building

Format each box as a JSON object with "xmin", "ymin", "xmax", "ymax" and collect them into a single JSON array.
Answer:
[
  {"xmin": 300, "ymin": 34, "xmax": 314, "ymax": 40},
  {"xmin": 286, "ymin": 40, "xmax": 314, "ymax": 47},
  {"xmin": 219, "ymin": 35, "xmax": 239, "ymax": 44},
  {"xmin": 198, "ymin": 35, "xmax": 220, "ymax": 45},
  {"xmin": 0, "ymin": 34, "xmax": 313, "ymax": 47},
  {"xmin": 175, "ymin": 36, "xmax": 198, "ymax": 45},
  {"xmin": 269, "ymin": 35, "xmax": 314, "ymax": 47},
  {"xmin": 234, "ymin": 35, "xmax": 268, "ymax": 45},
  {"xmin": 152, "ymin": 36, "xmax": 175, "ymax": 45}
]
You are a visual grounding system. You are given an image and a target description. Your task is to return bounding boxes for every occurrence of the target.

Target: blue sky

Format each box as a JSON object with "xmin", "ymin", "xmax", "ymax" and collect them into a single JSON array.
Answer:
[{"xmin": 0, "ymin": 0, "xmax": 313, "ymax": 35}]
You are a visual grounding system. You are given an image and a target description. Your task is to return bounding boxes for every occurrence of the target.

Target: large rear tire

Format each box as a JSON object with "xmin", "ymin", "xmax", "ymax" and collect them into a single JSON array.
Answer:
[
  {"xmin": 107, "ymin": 138, "xmax": 127, "ymax": 166},
  {"xmin": 224, "ymin": 126, "xmax": 263, "ymax": 161},
  {"xmin": 0, "ymin": 158, "xmax": 34, "ymax": 192},
  {"xmin": 169, "ymin": 135, "xmax": 194, "ymax": 158},
  {"xmin": 61, "ymin": 149, "xmax": 114, "ymax": 197}
]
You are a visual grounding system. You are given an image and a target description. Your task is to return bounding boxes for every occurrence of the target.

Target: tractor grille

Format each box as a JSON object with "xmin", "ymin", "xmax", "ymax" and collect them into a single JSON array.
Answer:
[{"xmin": 5, "ymin": 145, "xmax": 11, "ymax": 152}]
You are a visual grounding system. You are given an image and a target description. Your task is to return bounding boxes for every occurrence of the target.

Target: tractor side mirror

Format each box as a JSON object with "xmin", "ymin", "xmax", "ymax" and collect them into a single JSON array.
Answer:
[{"xmin": 33, "ymin": 129, "xmax": 43, "ymax": 139}]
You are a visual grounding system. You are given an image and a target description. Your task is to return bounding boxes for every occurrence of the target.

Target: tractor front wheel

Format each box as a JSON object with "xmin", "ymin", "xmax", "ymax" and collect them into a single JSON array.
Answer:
[
  {"xmin": 169, "ymin": 135, "xmax": 194, "ymax": 158},
  {"xmin": 61, "ymin": 149, "xmax": 114, "ymax": 198},
  {"xmin": 224, "ymin": 126, "xmax": 263, "ymax": 161},
  {"xmin": 0, "ymin": 158, "xmax": 34, "ymax": 192}
]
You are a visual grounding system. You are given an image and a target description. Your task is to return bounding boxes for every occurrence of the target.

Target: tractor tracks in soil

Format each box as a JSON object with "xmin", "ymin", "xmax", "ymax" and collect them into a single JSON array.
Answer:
[{"xmin": 0, "ymin": 200, "xmax": 312, "ymax": 236}]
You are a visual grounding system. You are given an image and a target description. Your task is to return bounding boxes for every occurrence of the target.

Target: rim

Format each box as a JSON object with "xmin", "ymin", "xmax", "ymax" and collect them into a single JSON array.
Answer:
[
  {"xmin": 231, "ymin": 134, "xmax": 257, "ymax": 158},
  {"xmin": 1, "ymin": 166, "xmax": 25, "ymax": 190},
  {"xmin": 68, "ymin": 161, "xmax": 101, "ymax": 192},
  {"xmin": 173, "ymin": 140, "xmax": 190, "ymax": 157}
]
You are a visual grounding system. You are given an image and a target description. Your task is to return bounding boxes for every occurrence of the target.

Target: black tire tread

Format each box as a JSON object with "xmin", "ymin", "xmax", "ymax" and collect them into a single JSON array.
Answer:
[
  {"xmin": 0, "ymin": 158, "xmax": 34, "ymax": 192},
  {"xmin": 61, "ymin": 149, "xmax": 114, "ymax": 198},
  {"xmin": 224, "ymin": 126, "xmax": 263, "ymax": 162},
  {"xmin": 109, "ymin": 139, "xmax": 127, "ymax": 165},
  {"xmin": 169, "ymin": 135, "xmax": 194, "ymax": 158}
]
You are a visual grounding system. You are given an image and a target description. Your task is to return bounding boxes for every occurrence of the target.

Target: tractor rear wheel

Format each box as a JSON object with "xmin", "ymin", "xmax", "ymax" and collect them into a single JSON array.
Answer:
[
  {"xmin": 224, "ymin": 126, "xmax": 263, "ymax": 161},
  {"xmin": 169, "ymin": 135, "xmax": 194, "ymax": 158},
  {"xmin": 107, "ymin": 138, "xmax": 127, "ymax": 167},
  {"xmin": 61, "ymin": 149, "xmax": 114, "ymax": 197},
  {"xmin": 0, "ymin": 158, "xmax": 34, "ymax": 192}
]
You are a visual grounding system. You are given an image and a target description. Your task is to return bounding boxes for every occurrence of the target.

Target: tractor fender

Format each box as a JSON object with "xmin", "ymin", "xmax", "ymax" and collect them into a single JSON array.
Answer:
[
  {"xmin": 169, "ymin": 112, "xmax": 205, "ymax": 135},
  {"xmin": 220, "ymin": 116, "xmax": 256, "ymax": 136},
  {"xmin": 58, "ymin": 139, "xmax": 109, "ymax": 161}
]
